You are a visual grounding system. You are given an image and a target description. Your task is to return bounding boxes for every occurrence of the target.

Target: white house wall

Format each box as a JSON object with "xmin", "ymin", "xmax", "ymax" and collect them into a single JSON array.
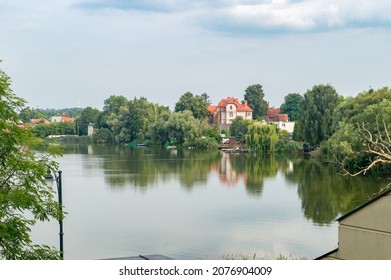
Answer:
[
  {"xmin": 274, "ymin": 121, "xmax": 295, "ymax": 134},
  {"xmin": 225, "ymin": 104, "xmax": 237, "ymax": 124}
]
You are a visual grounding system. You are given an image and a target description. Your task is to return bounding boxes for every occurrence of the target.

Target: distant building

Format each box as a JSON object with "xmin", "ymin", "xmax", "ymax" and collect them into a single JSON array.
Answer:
[
  {"xmin": 274, "ymin": 121, "xmax": 295, "ymax": 134},
  {"xmin": 51, "ymin": 116, "xmax": 75, "ymax": 123},
  {"xmin": 264, "ymin": 108, "xmax": 295, "ymax": 134},
  {"xmin": 88, "ymin": 123, "xmax": 94, "ymax": 136},
  {"xmin": 264, "ymin": 108, "xmax": 288, "ymax": 122},
  {"xmin": 208, "ymin": 97, "xmax": 253, "ymax": 127},
  {"xmin": 30, "ymin": 118, "xmax": 51, "ymax": 125}
]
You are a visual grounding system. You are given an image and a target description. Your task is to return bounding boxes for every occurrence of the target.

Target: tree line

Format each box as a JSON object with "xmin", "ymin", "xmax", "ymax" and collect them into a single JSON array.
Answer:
[
  {"xmin": 2, "ymin": 61, "xmax": 390, "ymax": 259},
  {"xmin": 19, "ymin": 82, "xmax": 391, "ymax": 175}
]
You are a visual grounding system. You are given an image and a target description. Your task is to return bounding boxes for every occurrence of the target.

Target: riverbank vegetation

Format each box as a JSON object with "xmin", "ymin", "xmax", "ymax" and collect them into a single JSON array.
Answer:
[
  {"xmin": 14, "ymin": 67, "xmax": 391, "ymax": 175},
  {"xmin": 3, "ymin": 58, "xmax": 391, "ymax": 259},
  {"xmin": 318, "ymin": 87, "xmax": 391, "ymax": 176}
]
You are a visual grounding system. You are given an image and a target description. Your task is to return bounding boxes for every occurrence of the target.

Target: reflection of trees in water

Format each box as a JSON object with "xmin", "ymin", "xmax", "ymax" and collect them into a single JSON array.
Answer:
[
  {"xmin": 171, "ymin": 150, "xmax": 221, "ymax": 189},
  {"xmin": 77, "ymin": 145, "xmax": 384, "ymax": 223},
  {"xmin": 83, "ymin": 145, "xmax": 221, "ymax": 190},
  {"xmin": 229, "ymin": 155, "xmax": 291, "ymax": 197},
  {"xmin": 244, "ymin": 156, "xmax": 278, "ymax": 196},
  {"xmin": 284, "ymin": 159, "xmax": 384, "ymax": 225}
]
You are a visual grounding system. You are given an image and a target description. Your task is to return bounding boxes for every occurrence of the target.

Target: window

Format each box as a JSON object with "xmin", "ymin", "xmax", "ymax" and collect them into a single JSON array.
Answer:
[
  {"xmin": 229, "ymin": 112, "xmax": 233, "ymax": 117},
  {"xmin": 230, "ymin": 105, "xmax": 232, "ymax": 110}
]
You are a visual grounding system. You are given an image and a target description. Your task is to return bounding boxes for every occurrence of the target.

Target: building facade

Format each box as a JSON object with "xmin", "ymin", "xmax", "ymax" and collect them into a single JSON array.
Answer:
[
  {"xmin": 51, "ymin": 116, "xmax": 75, "ymax": 123},
  {"xmin": 208, "ymin": 97, "xmax": 253, "ymax": 127},
  {"xmin": 264, "ymin": 108, "xmax": 295, "ymax": 134}
]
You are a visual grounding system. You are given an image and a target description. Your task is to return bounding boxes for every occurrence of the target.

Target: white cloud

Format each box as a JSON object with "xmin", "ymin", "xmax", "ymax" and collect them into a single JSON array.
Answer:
[
  {"xmin": 225, "ymin": 0, "xmax": 391, "ymax": 31},
  {"xmin": 1, "ymin": 0, "xmax": 390, "ymax": 109}
]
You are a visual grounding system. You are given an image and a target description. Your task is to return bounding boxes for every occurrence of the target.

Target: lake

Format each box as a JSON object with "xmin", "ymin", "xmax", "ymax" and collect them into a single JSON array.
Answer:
[{"xmin": 31, "ymin": 144, "xmax": 385, "ymax": 260}]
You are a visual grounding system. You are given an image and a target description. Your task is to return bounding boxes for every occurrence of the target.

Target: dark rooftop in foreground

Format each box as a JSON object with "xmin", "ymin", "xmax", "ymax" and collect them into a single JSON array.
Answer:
[{"xmin": 104, "ymin": 254, "xmax": 174, "ymax": 260}]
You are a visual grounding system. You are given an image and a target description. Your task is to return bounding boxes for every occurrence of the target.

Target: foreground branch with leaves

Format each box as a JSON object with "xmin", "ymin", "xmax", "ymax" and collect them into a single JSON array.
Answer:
[{"xmin": 1, "ymin": 65, "xmax": 63, "ymax": 259}]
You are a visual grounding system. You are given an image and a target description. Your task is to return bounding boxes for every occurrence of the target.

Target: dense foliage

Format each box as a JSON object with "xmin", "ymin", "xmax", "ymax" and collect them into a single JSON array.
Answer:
[
  {"xmin": 244, "ymin": 84, "xmax": 268, "ymax": 119},
  {"xmin": 77, "ymin": 107, "xmax": 100, "ymax": 136},
  {"xmin": 246, "ymin": 122, "xmax": 279, "ymax": 155},
  {"xmin": 323, "ymin": 87, "xmax": 391, "ymax": 174},
  {"xmin": 19, "ymin": 107, "xmax": 83, "ymax": 123},
  {"xmin": 1, "ymin": 66, "xmax": 62, "ymax": 259},
  {"xmin": 13, "ymin": 71, "xmax": 391, "ymax": 174},
  {"xmin": 296, "ymin": 84, "xmax": 341, "ymax": 146},
  {"xmin": 229, "ymin": 116, "xmax": 250, "ymax": 142},
  {"xmin": 280, "ymin": 93, "xmax": 303, "ymax": 121},
  {"xmin": 92, "ymin": 128, "xmax": 114, "ymax": 144},
  {"xmin": 174, "ymin": 92, "xmax": 209, "ymax": 120},
  {"xmin": 31, "ymin": 122, "xmax": 76, "ymax": 138}
]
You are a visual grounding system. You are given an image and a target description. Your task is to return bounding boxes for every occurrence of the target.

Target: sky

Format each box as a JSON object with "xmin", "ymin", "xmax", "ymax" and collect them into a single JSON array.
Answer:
[{"xmin": 1, "ymin": 0, "xmax": 390, "ymax": 110}]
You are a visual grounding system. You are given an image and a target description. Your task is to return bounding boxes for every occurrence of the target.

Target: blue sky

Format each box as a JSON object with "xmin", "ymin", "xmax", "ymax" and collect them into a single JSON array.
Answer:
[{"xmin": 1, "ymin": 0, "xmax": 390, "ymax": 109}]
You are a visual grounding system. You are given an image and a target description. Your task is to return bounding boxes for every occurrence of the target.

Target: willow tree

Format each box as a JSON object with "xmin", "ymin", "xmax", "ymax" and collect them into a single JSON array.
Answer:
[
  {"xmin": 246, "ymin": 122, "xmax": 279, "ymax": 155},
  {"xmin": 1, "ymin": 65, "xmax": 62, "ymax": 259}
]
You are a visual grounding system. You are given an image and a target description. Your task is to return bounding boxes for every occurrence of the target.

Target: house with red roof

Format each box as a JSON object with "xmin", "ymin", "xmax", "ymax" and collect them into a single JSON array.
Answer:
[
  {"xmin": 30, "ymin": 118, "xmax": 51, "ymax": 125},
  {"xmin": 264, "ymin": 107, "xmax": 295, "ymax": 134},
  {"xmin": 264, "ymin": 108, "xmax": 288, "ymax": 122},
  {"xmin": 51, "ymin": 116, "xmax": 75, "ymax": 123},
  {"xmin": 208, "ymin": 97, "xmax": 253, "ymax": 127}
]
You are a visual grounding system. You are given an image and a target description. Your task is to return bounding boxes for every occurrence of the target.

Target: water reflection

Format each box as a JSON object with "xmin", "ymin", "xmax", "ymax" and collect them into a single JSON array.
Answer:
[
  {"xmin": 76, "ymin": 145, "xmax": 221, "ymax": 190},
  {"xmin": 284, "ymin": 159, "xmax": 384, "ymax": 225},
  {"xmin": 64, "ymin": 144, "xmax": 383, "ymax": 225}
]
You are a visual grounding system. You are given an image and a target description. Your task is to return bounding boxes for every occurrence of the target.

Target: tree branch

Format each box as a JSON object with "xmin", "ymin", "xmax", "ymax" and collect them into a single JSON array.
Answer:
[{"xmin": 343, "ymin": 121, "xmax": 391, "ymax": 177}]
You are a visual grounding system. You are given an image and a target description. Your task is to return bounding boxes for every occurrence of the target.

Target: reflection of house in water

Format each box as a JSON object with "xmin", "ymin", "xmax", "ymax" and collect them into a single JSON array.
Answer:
[
  {"xmin": 317, "ymin": 187, "xmax": 391, "ymax": 260},
  {"xmin": 211, "ymin": 152, "xmax": 248, "ymax": 187}
]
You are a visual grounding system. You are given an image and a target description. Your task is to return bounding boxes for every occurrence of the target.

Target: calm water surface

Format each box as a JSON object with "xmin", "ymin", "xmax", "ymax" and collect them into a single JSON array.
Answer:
[{"xmin": 32, "ymin": 144, "xmax": 384, "ymax": 260}]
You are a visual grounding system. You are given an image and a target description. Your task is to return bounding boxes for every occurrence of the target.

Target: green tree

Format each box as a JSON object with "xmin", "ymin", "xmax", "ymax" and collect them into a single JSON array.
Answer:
[
  {"xmin": 92, "ymin": 128, "xmax": 114, "ymax": 143},
  {"xmin": 229, "ymin": 116, "xmax": 249, "ymax": 142},
  {"xmin": 201, "ymin": 125, "xmax": 221, "ymax": 143},
  {"xmin": 0, "ymin": 65, "xmax": 62, "ymax": 259},
  {"xmin": 292, "ymin": 121, "xmax": 303, "ymax": 142},
  {"xmin": 166, "ymin": 110, "xmax": 200, "ymax": 145},
  {"xmin": 324, "ymin": 87, "xmax": 391, "ymax": 174},
  {"xmin": 298, "ymin": 84, "xmax": 341, "ymax": 146},
  {"xmin": 245, "ymin": 122, "xmax": 279, "ymax": 155},
  {"xmin": 280, "ymin": 93, "xmax": 304, "ymax": 121},
  {"xmin": 19, "ymin": 107, "xmax": 49, "ymax": 123},
  {"xmin": 107, "ymin": 97, "xmax": 169, "ymax": 144},
  {"xmin": 201, "ymin": 93, "xmax": 211, "ymax": 105},
  {"xmin": 77, "ymin": 107, "xmax": 101, "ymax": 136},
  {"xmin": 148, "ymin": 110, "xmax": 172, "ymax": 146},
  {"xmin": 31, "ymin": 122, "xmax": 76, "ymax": 138},
  {"xmin": 332, "ymin": 87, "xmax": 391, "ymax": 129},
  {"xmin": 174, "ymin": 92, "xmax": 208, "ymax": 120},
  {"xmin": 244, "ymin": 84, "xmax": 268, "ymax": 119},
  {"xmin": 97, "ymin": 95, "xmax": 128, "ymax": 129},
  {"xmin": 19, "ymin": 107, "xmax": 34, "ymax": 123}
]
